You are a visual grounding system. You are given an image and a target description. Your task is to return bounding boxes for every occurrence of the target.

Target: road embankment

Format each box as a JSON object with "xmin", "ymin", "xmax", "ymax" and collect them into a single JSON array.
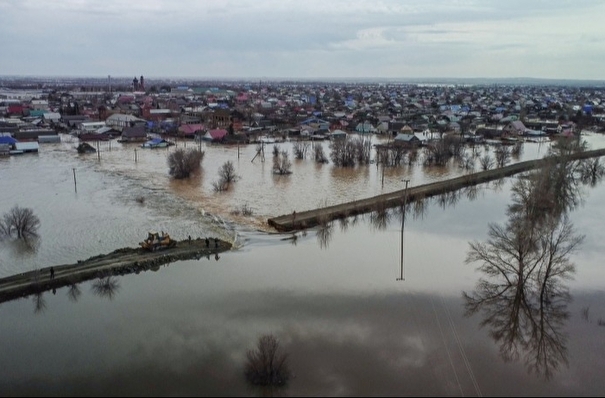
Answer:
[
  {"xmin": 0, "ymin": 238, "xmax": 232, "ymax": 304},
  {"xmin": 268, "ymin": 148, "xmax": 605, "ymax": 232}
]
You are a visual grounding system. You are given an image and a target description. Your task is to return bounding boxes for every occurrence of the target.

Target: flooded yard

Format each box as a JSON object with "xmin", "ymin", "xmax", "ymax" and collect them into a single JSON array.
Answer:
[{"xmin": 1, "ymin": 134, "xmax": 605, "ymax": 395}]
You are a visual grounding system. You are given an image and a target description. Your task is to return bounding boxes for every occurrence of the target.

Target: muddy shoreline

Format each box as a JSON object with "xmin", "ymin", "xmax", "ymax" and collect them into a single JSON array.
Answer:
[{"xmin": 0, "ymin": 237, "xmax": 232, "ymax": 304}]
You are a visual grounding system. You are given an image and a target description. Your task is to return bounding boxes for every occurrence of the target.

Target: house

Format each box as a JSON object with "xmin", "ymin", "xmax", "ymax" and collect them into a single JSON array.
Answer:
[
  {"xmin": 106, "ymin": 113, "xmax": 145, "ymax": 131},
  {"xmin": 42, "ymin": 112, "xmax": 61, "ymax": 124},
  {"xmin": 503, "ymin": 120, "xmax": 527, "ymax": 136},
  {"xmin": 202, "ymin": 129, "xmax": 228, "ymax": 142},
  {"xmin": 7, "ymin": 104, "xmax": 25, "ymax": 116},
  {"xmin": 355, "ymin": 121, "xmax": 375, "ymax": 134},
  {"xmin": 178, "ymin": 124, "xmax": 205, "ymax": 138},
  {"xmin": 144, "ymin": 108, "xmax": 173, "ymax": 122},
  {"xmin": 30, "ymin": 100, "xmax": 49, "ymax": 111},
  {"xmin": 13, "ymin": 129, "xmax": 56, "ymax": 141},
  {"xmin": 394, "ymin": 133, "xmax": 421, "ymax": 147},
  {"xmin": 119, "ymin": 126, "xmax": 147, "ymax": 142},
  {"xmin": 205, "ymin": 109, "xmax": 231, "ymax": 129},
  {"xmin": 0, "ymin": 135, "xmax": 17, "ymax": 151},
  {"xmin": 14, "ymin": 141, "xmax": 39, "ymax": 153},
  {"xmin": 80, "ymin": 121, "xmax": 107, "ymax": 132},
  {"xmin": 329, "ymin": 129, "xmax": 348, "ymax": 140},
  {"xmin": 524, "ymin": 129, "xmax": 548, "ymax": 142}
]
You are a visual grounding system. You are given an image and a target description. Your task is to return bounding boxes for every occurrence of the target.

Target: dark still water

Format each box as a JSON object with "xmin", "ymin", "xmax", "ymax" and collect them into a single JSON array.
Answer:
[{"xmin": 1, "ymin": 135, "xmax": 605, "ymax": 395}]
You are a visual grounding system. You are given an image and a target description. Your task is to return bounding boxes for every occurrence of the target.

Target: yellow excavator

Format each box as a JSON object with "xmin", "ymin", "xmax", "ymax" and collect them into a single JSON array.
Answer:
[{"xmin": 140, "ymin": 231, "xmax": 177, "ymax": 251}]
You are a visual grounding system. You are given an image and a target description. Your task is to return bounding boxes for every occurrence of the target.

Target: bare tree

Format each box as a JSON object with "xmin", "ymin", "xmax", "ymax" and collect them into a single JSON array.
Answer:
[
  {"xmin": 219, "ymin": 160, "xmax": 238, "ymax": 184},
  {"xmin": 313, "ymin": 142, "xmax": 329, "ymax": 164},
  {"xmin": 1, "ymin": 205, "xmax": 40, "ymax": 239},
  {"xmin": 273, "ymin": 150, "xmax": 292, "ymax": 175},
  {"xmin": 494, "ymin": 145, "xmax": 511, "ymax": 168},
  {"xmin": 458, "ymin": 151, "xmax": 475, "ymax": 171},
  {"xmin": 167, "ymin": 148, "xmax": 205, "ymax": 179},
  {"xmin": 329, "ymin": 136, "xmax": 371, "ymax": 167},
  {"xmin": 292, "ymin": 141, "xmax": 310, "ymax": 159},
  {"xmin": 480, "ymin": 154, "xmax": 494, "ymax": 171},
  {"xmin": 511, "ymin": 141, "xmax": 523, "ymax": 158},
  {"xmin": 213, "ymin": 161, "xmax": 239, "ymax": 192},
  {"xmin": 244, "ymin": 334, "xmax": 290, "ymax": 387}
]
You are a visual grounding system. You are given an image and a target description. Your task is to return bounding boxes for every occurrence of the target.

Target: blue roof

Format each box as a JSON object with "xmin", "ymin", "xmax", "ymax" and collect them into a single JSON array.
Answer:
[{"xmin": 0, "ymin": 136, "xmax": 17, "ymax": 145}]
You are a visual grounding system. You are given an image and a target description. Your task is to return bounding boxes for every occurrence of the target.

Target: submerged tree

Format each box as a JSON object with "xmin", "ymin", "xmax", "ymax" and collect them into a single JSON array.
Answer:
[
  {"xmin": 213, "ymin": 161, "xmax": 239, "ymax": 191},
  {"xmin": 167, "ymin": 148, "xmax": 205, "ymax": 179},
  {"xmin": 0, "ymin": 205, "xmax": 40, "ymax": 240},
  {"xmin": 292, "ymin": 141, "xmax": 310, "ymax": 160},
  {"xmin": 313, "ymin": 142, "xmax": 329, "ymax": 164},
  {"xmin": 218, "ymin": 160, "xmax": 238, "ymax": 184},
  {"xmin": 329, "ymin": 136, "xmax": 372, "ymax": 167},
  {"xmin": 273, "ymin": 150, "xmax": 292, "ymax": 175}
]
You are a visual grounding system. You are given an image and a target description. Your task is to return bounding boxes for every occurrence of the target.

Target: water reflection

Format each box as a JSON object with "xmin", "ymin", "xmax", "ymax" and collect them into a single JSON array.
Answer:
[
  {"xmin": 316, "ymin": 222, "xmax": 334, "ymax": 250},
  {"xmin": 244, "ymin": 334, "xmax": 291, "ymax": 396},
  {"xmin": 91, "ymin": 275, "xmax": 120, "ymax": 300},
  {"xmin": 67, "ymin": 283, "xmax": 82, "ymax": 302},
  {"xmin": 464, "ymin": 157, "xmax": 597, "ymax": 379},
  {"xmin": 0, "ymin": 236, "xmax": 41, "ymax": 260},
  {"xmin": 368, "ymin": 203, "xmax": 391, "ymax": 231},
  {"xmin": 32, "ymin": 292, "xmax": 46, "ymax": 314}
]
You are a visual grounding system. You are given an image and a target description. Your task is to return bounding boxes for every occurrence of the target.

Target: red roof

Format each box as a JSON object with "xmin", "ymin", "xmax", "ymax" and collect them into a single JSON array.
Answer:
[
  {"xmin": 8, "ymin": 105, "xmax": 25, "ymax": 114},
  {"xmin": 207, "ymin": 129, "xmax": 228, "ymax": 140},
  {"xmin": 178, "ymin": 124, "xmax": 205, "ymax": 136}
]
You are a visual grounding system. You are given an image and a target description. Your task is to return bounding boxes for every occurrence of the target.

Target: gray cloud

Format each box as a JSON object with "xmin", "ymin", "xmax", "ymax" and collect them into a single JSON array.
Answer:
[{"xmin": 1, "ymin": 0, "xmax": 604, "ymax": 79}]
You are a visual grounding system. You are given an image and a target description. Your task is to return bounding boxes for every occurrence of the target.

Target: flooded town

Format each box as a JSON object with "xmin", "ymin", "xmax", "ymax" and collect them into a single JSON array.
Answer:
[{"xmin": 2, "ymin": 75, "xmax": 605, "ymax": 395}]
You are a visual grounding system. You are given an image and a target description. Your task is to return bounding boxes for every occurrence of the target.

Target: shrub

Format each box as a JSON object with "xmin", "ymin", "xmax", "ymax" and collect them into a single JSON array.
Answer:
[
  {"xmin": 167, "ymin": 148, "xmax": 205, "ymax": 179},
  {"xmin": 218, "ymin": 161, "xmax": 238, "ymax": 184}
]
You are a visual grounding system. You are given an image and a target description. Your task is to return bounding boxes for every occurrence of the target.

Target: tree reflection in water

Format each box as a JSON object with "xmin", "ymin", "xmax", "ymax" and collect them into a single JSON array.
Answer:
[
  {"xmin": 91, "ymin": 275, "xmax": 120, "ymax": 300},
  {"xmin": 369, "ymin": 201, "xmax": 391, "ymax": 231},
  {"xmin": 464, "ymin": 154, "xmax": 600, "ymax": 379},
  {"xmin": 316, "ymin": 221, "xmax": 334, "ymax": 250},
  {"xmin": 32, "ymin": 292, "xmax": 46, "ymax": 314},
  {"xmin": 67, "ymin": 283, "xmax": 82, "ymax": 302}
]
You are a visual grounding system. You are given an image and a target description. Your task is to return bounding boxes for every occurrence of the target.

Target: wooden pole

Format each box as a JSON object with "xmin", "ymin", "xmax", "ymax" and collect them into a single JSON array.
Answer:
[
  {"xmin": 72, "ymin": 168, "xmax": 77, "ymax": 192},
  {"xmin": 96, "ymin": 141, "xmax": 100, "ymax": 161},
  {"xmin": 134, "ymin": 148, "xmax": 137, "ymax": 163}
]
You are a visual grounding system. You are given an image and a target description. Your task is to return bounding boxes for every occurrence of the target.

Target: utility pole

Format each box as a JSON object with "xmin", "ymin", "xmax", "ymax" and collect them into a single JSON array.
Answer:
[{"xmin": 397, "ymin": 179, "xmax": 410, "ymax": 281}]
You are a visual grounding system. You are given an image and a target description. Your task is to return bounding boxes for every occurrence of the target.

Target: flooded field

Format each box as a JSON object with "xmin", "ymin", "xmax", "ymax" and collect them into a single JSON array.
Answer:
[{"xmin": 1, "ymin": 134, "xmax": 605, "ymax": 395}]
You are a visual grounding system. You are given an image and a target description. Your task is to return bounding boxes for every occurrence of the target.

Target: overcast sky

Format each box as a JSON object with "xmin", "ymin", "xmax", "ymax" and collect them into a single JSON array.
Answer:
[{"xmin": 1, "ymin": 0, "xmax": 604, "ymax": 80}]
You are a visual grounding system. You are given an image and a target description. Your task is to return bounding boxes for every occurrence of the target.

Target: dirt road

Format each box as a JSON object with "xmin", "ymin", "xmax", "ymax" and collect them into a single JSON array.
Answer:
[{"xmin": 0, "ymin": 237, "xmax": 232, "ymax": 304}]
